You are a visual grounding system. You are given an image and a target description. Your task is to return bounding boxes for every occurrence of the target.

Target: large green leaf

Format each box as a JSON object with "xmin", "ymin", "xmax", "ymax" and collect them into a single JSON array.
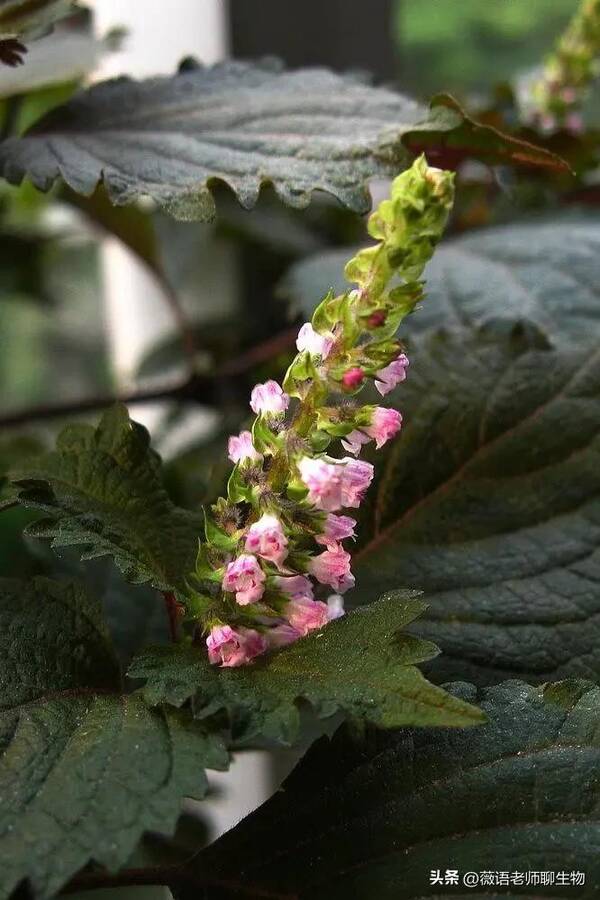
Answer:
[
  {"xmin": 0, "ymin": 575, "xmax": 120, "ymax": 704},
  {"xmin": 280, "ymin": 217, "xmax": 600, "ymax": 347},
  {"xmin": 129, "ymin": 593, "xmax": 484, "ymax": 747},
  {"xmin": 0, "ymin": 60, "xmax": 564, "ymax": 221},
  {"xmin": 6, "ymin": 404, "xmax": 203, "ymax": 592},
  {"xmin": 0, "ymin": 576, "xmax": 227, "ymax": 900},
  {"xmin": 352, "ymin": 321, "xmax": 600, "ymax": 686},
  {"xmin": 184, "ymin": 679, "xmax": 600, "ymax": 899}
]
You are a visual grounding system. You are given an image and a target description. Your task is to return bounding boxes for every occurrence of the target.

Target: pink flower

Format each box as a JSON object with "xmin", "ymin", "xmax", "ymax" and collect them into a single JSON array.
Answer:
[
  {"xmin": 299, "ymin": 456, "xmax": 374, "ymax": 511},
  {"xmin": 285, "ymin": 597, "xmax": 330, "ymax": 636},
  {"xmin": 566, "ymin": 112, "xmax": 583, "ymax": 134},
  {"xmin": 250, "ymin": 380, "xmax": 290, "ymax": 416},
  {"xmin": 274, "ymin": 574, "xmax": 314, "ymax": 600},
  {"xmin": 341, "ymin": 429, "xmax": 371, "ymax": 456},
  {"xmin": 222, "ymin": 554, "xmax": 266, "ymax": 605},
  {"xmin": 342, "ymin": 407, "xmax": 402, "ymax": 455},
  {"xmin": 327, "ymin": 593, "xmax": 345, "ymax": 620},
  {"xmin": 340, "ymin": 457, "xmax": 374, "ymax": 508},
  {"xmin": 245, "ymin": 513, "xmax": 288, "ymax": 568},
  {"xmin": 228, "ymin": 430, "xmax": 262, "ymax": 464},
  {"xmin": 206, "ymin": 624, "xmax": 267, "ymax": 667},
  {"xmin": 309, "ymin": 543, "xmax": 355, "ymax": 593},
  {"xmin": 342, "ymin": 367, "xmax": 365, "ymax": 391},
  {"xmin": 369, "ymin": 407, "xmax": 402, "ymax": 448},
  {"xmin": 296, "ymin": 322, "xmax": 334, "ymax": 359},
  {"xmin": 374, "ymin": 353, "xmax": 409, "ymax": 396},
  {"xmin": 317, "ymin": 513, "xmax": 356, "ymax": 546},
  {"xmin": 298, "ymin": 456, "xmax": 344, "ymax": 511},
  {"xmin": 266, "ymin": 623, "xmax": 302, "ymax": 649}
]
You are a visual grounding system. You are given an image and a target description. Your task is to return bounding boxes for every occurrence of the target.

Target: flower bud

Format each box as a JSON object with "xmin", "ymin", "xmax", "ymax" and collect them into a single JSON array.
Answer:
[{"xmin": 341, "ymin": 367, "xmax": 365, "ymax": 391}]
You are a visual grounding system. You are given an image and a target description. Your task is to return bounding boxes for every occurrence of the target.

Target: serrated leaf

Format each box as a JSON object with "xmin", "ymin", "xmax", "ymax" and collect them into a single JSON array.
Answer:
[
  {"xmin": 7, "ymin": 404, "xmax": 203, "ymax": 592},
  {"xmin": 0, "ymin": 60, "xmax": 564, "ymax": 221},
  {"xmin": 280, "ymin": 216, "xmax": 600, "ymax": 347},
  {"xmin": 129, "ymin": 593, "xmax": 485, "ymax": 747},
  {"xmin": 0, "ymin": 694, "xmax": 226, "ymax": 900},
  {"xmin": 0, "ymin": 576, "xmax": 228, "ymax": 900},
  {"xmin": 352, "ymin": 320, "xmax": 600, "ymax": 686},
  {"xmin": 0, "ymin": 575, "xmax": 120, "ymax": 703},
  {"xmin": 183, "ymin": 679, "xmax": 600, "ymax": 899}
]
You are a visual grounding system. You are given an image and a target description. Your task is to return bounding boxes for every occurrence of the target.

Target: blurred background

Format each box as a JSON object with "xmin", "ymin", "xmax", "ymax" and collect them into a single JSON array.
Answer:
[{"xmin": 0, "ymin": 0, "xmax": 583, "ymax": 852}]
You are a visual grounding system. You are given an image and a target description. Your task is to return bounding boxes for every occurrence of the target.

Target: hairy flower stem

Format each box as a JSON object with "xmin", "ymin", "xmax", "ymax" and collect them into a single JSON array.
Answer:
[{"xmin": 189, "ymin": 155, "xmax": 455, "ymax": 667}]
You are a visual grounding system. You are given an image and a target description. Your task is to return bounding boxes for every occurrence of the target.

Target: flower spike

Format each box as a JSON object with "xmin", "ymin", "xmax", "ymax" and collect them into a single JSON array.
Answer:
[{"xmin": 191, "ymin": 155, "xmax": 455, "ymax": 665}]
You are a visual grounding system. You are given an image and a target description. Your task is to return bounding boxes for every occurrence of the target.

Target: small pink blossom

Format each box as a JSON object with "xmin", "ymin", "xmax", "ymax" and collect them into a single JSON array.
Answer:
[
  {"xmin": 341, "ymin": 429, "xmax": 371, "ymax": 456},
  {"xmin": 309, "ymin": 543, "xmax": 355, "ymax": 593},
  {"xmin": 274, "ymin": 574, "xmax": 314, "ymax": 600},
  {"xmin": 342, "ymin": 367, "xmax": 365, "ymax": 391},
  {"xmin": 206, "ymin": 624, "xmax": 267, "ymax": 667},
  {"xmin": 222, "ymin": 554, "xmax": 266, "ymax": 605},
  {"xmin": 342, "ymin": 407, "xmax": 402, "ymax": 455},
  {"xmin": 566, "ymin": 112, "xmax": 584, "ymax": 134},
  {"xmin": 369, "ymin": 407, "xmax": 402, "ymax": 448},
  {"xmin": 298, "ymin": 456, "xmax": 344, "ymax": 511},
  {"xmin": 296, "ymin": 322, "xmax": 334, "ymax": 359},
  {"xmin": 327, "ymin": 593, "xmax": 345, "ymax": 620},
  {"xmin": 250, "ymin": 380, "xmax": 290, "ymax": 416},
  {"xmin": 285, "ymin": 597, "xmax": 330, "ymax": 636},
  {"xmin": 560, "ymin": 87, "xmax": 576, "ymax": 103},
  {"xmin": 374, "ymin": 353, "xmax": 409, "ymax": 396},
  {"xmin": 228, "ymin": 430, "xmax": 262, "ymax": 465},
  {"xmin": 317, "ymin": 513, "xmax": 356, "ymax": 546},
  {"xmin": 340, "ymin": 457, "xmax": 374, "ymax": 508},
  {"xmin": 266, "ymin": 623, "xmax": 302, "ymax": 649},
  {"xmin": 245, "ymin": 513, "xmax": 288, "ymax": 568}
]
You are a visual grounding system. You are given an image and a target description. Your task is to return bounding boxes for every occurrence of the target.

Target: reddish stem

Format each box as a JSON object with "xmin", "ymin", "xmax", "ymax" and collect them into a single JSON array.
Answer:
[{"xmin": 163, "ymin": 591, "xmax": 180, "ymax": 642}]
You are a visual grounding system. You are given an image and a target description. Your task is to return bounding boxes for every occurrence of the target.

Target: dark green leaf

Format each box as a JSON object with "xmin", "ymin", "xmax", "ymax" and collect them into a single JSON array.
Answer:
[
  {"xmin": 0, "ymin": 695, "xmax": 226, "ymax": 900},
  {"xmin": 129, "ymin": 593, "xmax": 485, "ymax": 747},
  {"xmin": 0, "ymin": 575, "xmax": 120, "ymax": 704},
  {"xmin": 187, "ymin": 679, "xmax": 600, "ymax": 900},
  {"xmin": 0, "ymin": 576, "xmax": 228, "ymax": 900},
  {"xmin": 0, "ymin": 60, "xmax": 564, "ymax": 221},
  {"xmin": 7, "ymin": 404, "xmax": 203, "ymax": 592},
  {"xmin": 353, "ymin": 321, "xmax": 600, "ymax": 686},
  {"xmin": 280, "ymin": 217, "xmax": 600, "ymax": 347}
]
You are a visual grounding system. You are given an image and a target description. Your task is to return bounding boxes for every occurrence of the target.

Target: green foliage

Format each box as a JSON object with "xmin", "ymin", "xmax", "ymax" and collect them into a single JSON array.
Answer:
[
  {"xmin": 6, "ymin": 404, "xmax": 203, "ymax": 593},
  {"xmin": 280, "ymin": 216, "xmax": 600, "ymax": 347},
  {"xmin": 352, "ymin": 320, "xmax": 600, "ymax": 686},
  {"xmin": 188, "ymin": 678, "xmax": 600, "ymax": 899},
  {"xmin": 0, "ymin": 576, "xmax": 120, "ymax": 703},
  {"xmin": 0, "ymin": 576, "xmax": 228, "ymax": 900},
  {"xmin": 130, "ymin": 593, "xmax": 485, "ymax": 747},
  {"xmin": 0, "ymin": 59, "xmax": 563, "ymax": 221}
]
